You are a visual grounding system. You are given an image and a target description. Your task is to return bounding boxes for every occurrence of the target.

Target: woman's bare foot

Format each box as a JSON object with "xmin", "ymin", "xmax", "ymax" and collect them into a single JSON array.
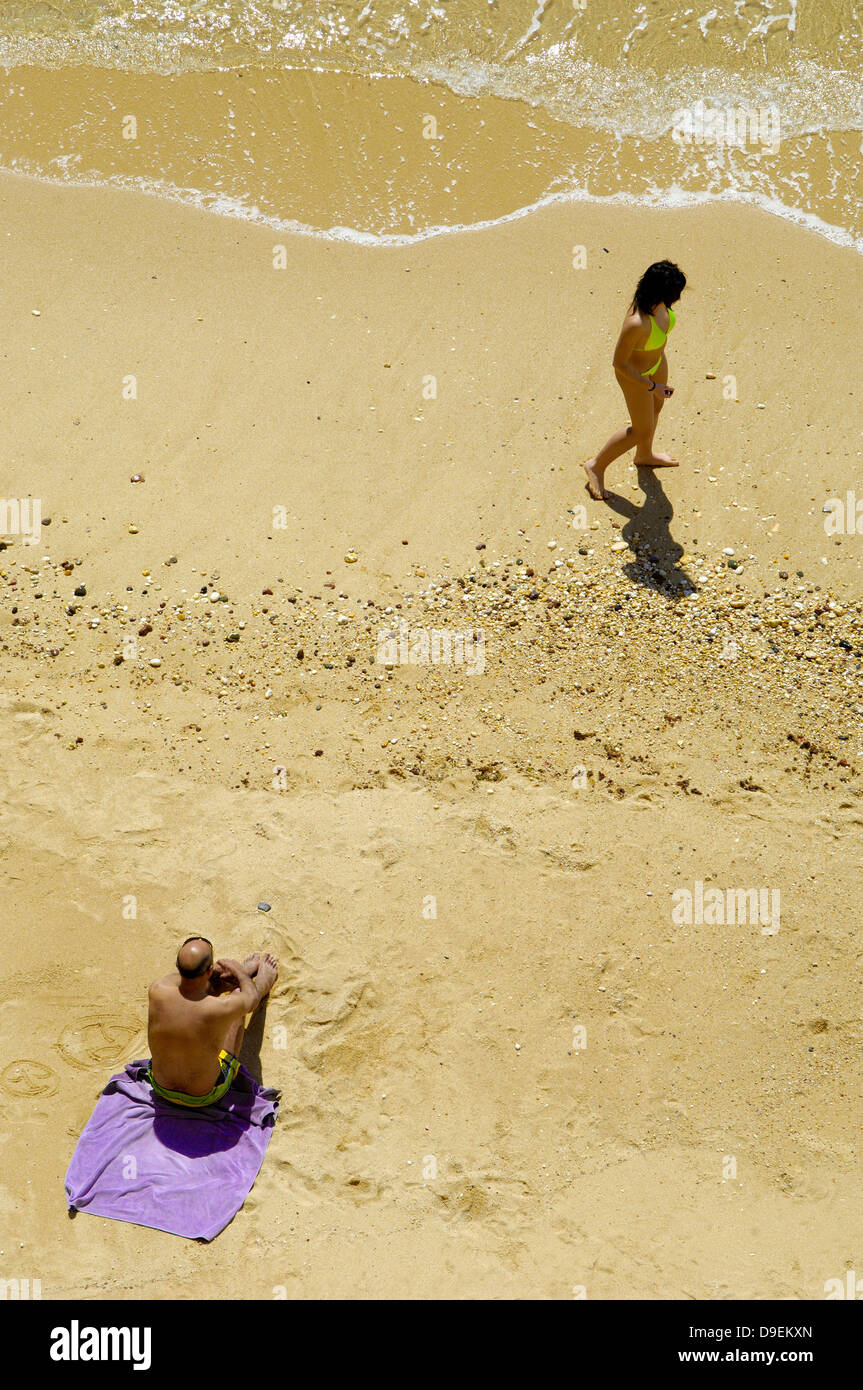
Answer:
[
  {"xmin": 254, "ymin": 952, "xmax": 278, "ymax": 1003},
  {"xmin": 634, "ymin": 452, "xmax": 679, "ymax": 467},
  {"xmin": 583, "ymin": 458, "xmax": 609, "ymax": 500},
  {"xmin": 242, "ymin": 952, "xmax": 261, "ymax": 976}
]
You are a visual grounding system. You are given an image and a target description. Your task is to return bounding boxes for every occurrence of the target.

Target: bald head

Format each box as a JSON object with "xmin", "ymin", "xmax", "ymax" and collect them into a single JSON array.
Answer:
[{"xmin": 176, "ymin": 936, "xmax": 213, "ymax": 980}]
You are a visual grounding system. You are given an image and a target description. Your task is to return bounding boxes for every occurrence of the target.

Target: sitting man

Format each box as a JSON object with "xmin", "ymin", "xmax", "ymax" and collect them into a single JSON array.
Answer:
[{"xmin": 147, "ymin": 938, "xmax": 278, "ymax": 1108}]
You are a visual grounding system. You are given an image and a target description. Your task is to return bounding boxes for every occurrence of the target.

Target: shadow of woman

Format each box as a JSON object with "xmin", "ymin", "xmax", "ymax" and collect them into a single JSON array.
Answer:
[{"xmin": 602, "ymin": 466, "xmax": 696, "ymax": 598}]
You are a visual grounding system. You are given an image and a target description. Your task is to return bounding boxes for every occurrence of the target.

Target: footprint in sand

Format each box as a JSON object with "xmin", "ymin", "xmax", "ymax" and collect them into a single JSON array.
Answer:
[{"xmin": 358, "ymin": 837, "xmax": 402, "ymax": 870}]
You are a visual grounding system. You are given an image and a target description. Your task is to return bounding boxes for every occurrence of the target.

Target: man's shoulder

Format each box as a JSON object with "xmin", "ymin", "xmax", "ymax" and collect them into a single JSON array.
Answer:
[{"xmin": 148, "ymin": 973, "xmax": 178, "ymax": 997}]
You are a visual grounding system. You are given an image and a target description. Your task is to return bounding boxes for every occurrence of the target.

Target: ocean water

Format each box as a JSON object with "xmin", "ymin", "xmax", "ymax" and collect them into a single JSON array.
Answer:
[{"xmin": 0, "ymin": 1, "xmax": 860, "ymax": 247}]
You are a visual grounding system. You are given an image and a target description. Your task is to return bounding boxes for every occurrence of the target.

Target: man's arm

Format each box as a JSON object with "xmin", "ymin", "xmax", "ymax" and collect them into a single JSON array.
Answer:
[{"xmin": 214, "ymin": 958, "xmax": 261, "ymax": 1015}]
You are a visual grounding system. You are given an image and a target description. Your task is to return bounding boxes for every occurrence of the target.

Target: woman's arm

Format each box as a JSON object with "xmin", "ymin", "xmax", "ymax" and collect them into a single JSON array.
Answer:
[{"xmin": 613, "ymin": 318, "xmax": 653, "ymax": 389}]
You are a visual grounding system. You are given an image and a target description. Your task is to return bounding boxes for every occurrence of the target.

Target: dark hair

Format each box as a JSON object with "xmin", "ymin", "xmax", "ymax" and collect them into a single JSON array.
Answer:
[
  {"xmin": 177, "ymin": 936, "xmax": 213, "ymax": 979},
  {"xmin": 631, "ymin": 260, "xmax": 686, "ymax": 315}
]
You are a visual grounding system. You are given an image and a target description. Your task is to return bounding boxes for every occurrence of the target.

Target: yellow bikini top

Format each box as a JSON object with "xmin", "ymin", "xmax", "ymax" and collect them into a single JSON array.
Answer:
[{"xmin": 643, "ymin": 305, "xmax": 676, "ymax": 351}]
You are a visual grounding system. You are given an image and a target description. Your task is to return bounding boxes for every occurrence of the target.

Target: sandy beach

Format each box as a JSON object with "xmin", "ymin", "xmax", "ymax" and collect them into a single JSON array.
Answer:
[{"xmin": 1, "ymin": 157, "xmax": 863, "ymax": 1297}]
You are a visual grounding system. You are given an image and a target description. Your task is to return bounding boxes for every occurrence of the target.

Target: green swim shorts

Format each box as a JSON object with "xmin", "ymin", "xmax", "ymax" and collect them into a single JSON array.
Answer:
[{"xmin": 147, "ymin": 1050, "xmax": 241, "ymax": 1108}]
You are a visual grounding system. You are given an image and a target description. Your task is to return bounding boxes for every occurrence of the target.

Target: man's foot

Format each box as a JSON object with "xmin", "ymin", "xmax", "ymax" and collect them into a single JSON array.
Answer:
[
  {"xmin": 242, "ymin": 952, "xmax": 261, "ymax": 976},
  {"xmin": 254, "ymin": 952, "xmax": 278, "ymax": 1003},
  {"xmin": 583, "ymin": 458, "xmax": 608, "ymax": 500},
  {"xmin": 634, "ymin": 452, "xmax": 679, "ymax": 468}
]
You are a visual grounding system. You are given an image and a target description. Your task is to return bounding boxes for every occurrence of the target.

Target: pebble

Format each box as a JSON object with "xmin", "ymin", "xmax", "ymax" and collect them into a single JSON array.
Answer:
[
  {"xmin": 74, "ymin": 584, "xmax": 87, "ymax": 596},
  {"xmin": 257, "ymin": 902, "xmax": 271, "ymax": 912},
  {"xmin": 130, "ymin": 474, "xmax": 144, "ymax": 483},
  {"xmin": 344, "ymin": 550, "xmax": 358, "ymax": 564},
  {"xmin": 149, "ymin": 658, "xmax": 162, "ymax": 668}
]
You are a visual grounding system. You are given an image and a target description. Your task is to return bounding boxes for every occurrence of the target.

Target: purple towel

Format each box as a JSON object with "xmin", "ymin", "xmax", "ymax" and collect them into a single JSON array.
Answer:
[{"xmin": 65, "ymin": 1059, "xmax": 279, "ymax": 1241}]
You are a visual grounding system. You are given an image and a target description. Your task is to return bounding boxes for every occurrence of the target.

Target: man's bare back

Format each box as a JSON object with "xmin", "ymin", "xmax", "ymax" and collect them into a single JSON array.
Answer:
[{"xmin": 148, "ymin": 941, "xmax": 278, "ymax": 1097}]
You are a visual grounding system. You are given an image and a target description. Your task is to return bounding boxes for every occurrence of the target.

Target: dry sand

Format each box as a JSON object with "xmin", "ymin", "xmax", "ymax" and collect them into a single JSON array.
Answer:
[{"xmin": 1, "ymin": 171, "xmax": 862, "ymax": 1298}]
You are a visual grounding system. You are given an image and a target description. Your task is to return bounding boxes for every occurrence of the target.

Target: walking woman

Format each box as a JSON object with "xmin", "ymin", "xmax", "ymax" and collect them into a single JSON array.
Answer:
[{"xmin": 584, "ymin": 260, "xmax": 687, "ymax": 501}]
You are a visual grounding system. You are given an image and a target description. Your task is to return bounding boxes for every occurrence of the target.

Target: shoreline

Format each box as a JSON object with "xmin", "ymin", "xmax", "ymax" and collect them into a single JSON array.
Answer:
[
  {"xmin": 4, "ymin": 159, "xmax": 863, "ymax": 256},
  {"xmin": 1, "ymin": 58, "xmax": 860, "ymax": 249}
]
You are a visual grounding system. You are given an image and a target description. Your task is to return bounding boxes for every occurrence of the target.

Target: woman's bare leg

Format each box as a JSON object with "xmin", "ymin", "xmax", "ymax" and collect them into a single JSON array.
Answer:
[
  {"xmin": 584, "ymin": 373, "xmax": 653, "ymax": 499},
  {"xmin": 634, "ymin": 355, "xmax": 678, "ymax": 468},
  {"xmin": 584, "ymin": 369, "xmax": 678, "ymax": 498}
]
